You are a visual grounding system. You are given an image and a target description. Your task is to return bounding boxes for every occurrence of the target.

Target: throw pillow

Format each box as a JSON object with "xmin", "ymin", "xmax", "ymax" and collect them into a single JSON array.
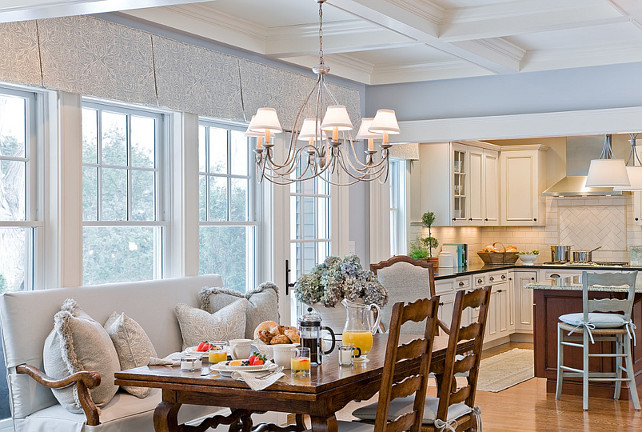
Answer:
[
  {"xmin": 104, "ymin": 312, "xmax": 157, "ymax": 398},
  {"xmin": 175, "ymin": 299, "xmax": 249, "ymax": 350},
  {"xmin": 200, "ymin": 282, "xmax": 280, "ymax": 339},
  {"xmin": 43, "ymin": 299, "xmax": 121, "ymax": 413}
]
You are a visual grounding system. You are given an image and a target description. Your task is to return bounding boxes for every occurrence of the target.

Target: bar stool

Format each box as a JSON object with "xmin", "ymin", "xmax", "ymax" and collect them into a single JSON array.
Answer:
[{"xmin": 556, "ymin": 271, "xmax": 640, "ymax": 410}]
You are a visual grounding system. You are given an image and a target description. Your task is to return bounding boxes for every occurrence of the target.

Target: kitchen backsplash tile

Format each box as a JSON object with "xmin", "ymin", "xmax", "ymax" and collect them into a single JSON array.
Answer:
[{"xmin": 559, "ymin": 206, "xmax": 626, "ymax": 251}]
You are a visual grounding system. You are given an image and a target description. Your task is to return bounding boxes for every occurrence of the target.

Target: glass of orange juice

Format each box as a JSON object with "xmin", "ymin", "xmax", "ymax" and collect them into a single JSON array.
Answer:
[
  {"xmin": 342, "ymin": 331, "xmax": 373, "ymax": 363},
  {"xmin": 291, "ymin": 347, "xmax": 311, "ymax": 377},
  {"xmin": 208, "ymin": 341, "xmax": 228, "ymax": 364}
]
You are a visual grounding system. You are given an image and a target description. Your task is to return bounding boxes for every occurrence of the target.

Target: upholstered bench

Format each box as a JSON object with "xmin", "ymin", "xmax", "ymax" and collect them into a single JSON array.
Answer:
[{"xmin": 0, "ymin": 275, "xmax": 243, "ymax": 432}]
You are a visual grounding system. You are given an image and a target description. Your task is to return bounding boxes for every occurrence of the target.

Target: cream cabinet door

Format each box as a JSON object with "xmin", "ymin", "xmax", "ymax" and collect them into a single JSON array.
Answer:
[
  {"xmin": 468, "ymin": 147, "xmax": 484, "ymax": 224},
  {"xmin": 500, "ymin": 150, "xmax": 543, "ymax": 226},
  {"xmin": 512, "ymin": 270, "xmax": 537, "ymax": 333},
  {"xmin": 483, "ymin": 150, "xmax": 499, "ymax": 225}
]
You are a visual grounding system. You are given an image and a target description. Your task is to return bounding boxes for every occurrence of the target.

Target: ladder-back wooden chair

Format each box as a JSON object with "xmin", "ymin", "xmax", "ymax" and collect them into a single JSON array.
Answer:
[
  {"xmin": 332, "ymin": 297, "xmax": 440, "ymax": 432},
  {"xmin": 556, "ymin": 270, "xmax": 640, "ymax": 411},
  {"xmin": 353, "ymin": 286, "xmax": 492, "ymax": 432},
  {"xmin": 371, "ymin": 256, "xmax": 447, "ymax": 334}
]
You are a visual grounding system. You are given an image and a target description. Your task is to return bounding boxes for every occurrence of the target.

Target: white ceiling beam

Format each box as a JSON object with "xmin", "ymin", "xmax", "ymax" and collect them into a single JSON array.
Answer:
[
  {"xmin": 284, "ymin": 54, "xmax": 375, "ymax": 84},
  {"xmin": 0, "ymin": 0, "xmax": 213, "ymax": 23},
  {"xmin": 521, "ymin": 43, "xmax": 642, "ymax": 73},
  {"xmin": 266, "ymin": 20, "xmax": 416, "ymax": 57},
  {"xmin": 328, "ymin": 0, "xmax": 521, "ymax": 74}
]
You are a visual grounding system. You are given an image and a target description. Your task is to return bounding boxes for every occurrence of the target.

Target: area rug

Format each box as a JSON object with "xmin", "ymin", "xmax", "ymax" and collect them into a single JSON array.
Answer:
[{"xmin": 476, "ymin": 348, "xmax": 534, "ymax": 392}]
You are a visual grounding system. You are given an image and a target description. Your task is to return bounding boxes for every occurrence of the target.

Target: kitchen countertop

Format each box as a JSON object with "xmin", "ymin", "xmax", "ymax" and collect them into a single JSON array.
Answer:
[
  {"xmin": 525, "ymin": 275, "xmax": 642, "ymax": 293},
  {"xmin": 434, "ymin": 262, "xmax": 642, "ymax": 280}
]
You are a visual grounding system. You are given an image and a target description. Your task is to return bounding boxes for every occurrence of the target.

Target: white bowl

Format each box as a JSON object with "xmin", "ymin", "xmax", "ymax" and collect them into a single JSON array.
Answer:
[{"xmin": 518, "ymin": 254, "xmax": 538, "ymax": 265}]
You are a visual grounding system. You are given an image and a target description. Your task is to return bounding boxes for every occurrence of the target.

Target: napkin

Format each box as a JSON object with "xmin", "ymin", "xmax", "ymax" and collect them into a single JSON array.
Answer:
[
  {"xmin": 231, "ymin": 370, "xmax": 285, "ymax": 391},
  {"xmin": 148, "ymin": 353, "xmax": 181, "ymax": 367}
]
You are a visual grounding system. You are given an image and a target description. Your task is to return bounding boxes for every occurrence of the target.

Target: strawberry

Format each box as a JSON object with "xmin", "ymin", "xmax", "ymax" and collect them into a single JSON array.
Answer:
[
  {"xmin": 253, "ymin": 359, "xmax": 264, "ymax": 366},
  {"xmin": 248, "ymin": 355, "xmax": 257, "ymax": 365},
  {"xmin": 197, "ymin": 342, "xmax": 206, "ymax": 352}
]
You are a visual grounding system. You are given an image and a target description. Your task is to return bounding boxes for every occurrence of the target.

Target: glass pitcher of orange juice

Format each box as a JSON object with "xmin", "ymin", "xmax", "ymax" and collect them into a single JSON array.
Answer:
[{"xmin": 342, "ymin": 299, "xmax": 381, "ymax": 362}]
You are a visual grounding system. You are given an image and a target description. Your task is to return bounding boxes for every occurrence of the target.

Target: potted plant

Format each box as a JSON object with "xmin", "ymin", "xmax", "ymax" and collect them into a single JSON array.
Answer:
[
  {"xmin": 408, "ymin": 239, "xmax": 429, "ymax": 260},
  {"xmin": 421, "ymin": 211, "xmax": 439, "ymax": 265},
  {"xmin": 293, "ymin": 255, "xmax": 388, "ymax": 332}
]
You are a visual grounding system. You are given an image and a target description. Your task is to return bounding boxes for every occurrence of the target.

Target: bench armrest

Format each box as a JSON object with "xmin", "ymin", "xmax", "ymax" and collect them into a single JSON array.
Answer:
[{"xmin": 17, "ymin": 364, "xmax": 101, "ymax": 426}]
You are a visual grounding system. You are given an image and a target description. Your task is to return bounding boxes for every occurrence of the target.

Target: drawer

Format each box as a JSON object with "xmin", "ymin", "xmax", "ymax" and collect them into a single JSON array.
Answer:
[
  {"xmin": 487, "ymin": 271, "xmax": 509, "ymax": 284},
  {"xmin": 455, "ymin": 276, "xmax": 470, "ymax": 291},
  {"xmin": 435, "ymin": 280, "xmax": 454, "ymax": 295},
  {"xmin": 473, "ymin": 274, "xmax": 486, "ymax": 287}
]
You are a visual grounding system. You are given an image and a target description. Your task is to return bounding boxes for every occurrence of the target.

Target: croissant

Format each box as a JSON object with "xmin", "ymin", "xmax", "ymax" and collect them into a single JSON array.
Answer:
[
  {"xmin": 258, "ymin": 330, "xmax": 273, "ymax": 344},
  {"xmin": 284, "ymin": 328, "xmax": 300, "ymax": 344}
]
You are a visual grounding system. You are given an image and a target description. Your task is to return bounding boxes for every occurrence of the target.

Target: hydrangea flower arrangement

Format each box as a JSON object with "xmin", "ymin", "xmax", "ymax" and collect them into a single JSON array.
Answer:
[{"xmin": 294, "ymin": 255, "xmax": 388, "ymax": 307}]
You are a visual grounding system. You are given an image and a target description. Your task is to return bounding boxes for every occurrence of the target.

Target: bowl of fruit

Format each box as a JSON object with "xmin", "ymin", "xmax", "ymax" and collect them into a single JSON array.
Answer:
[{"xmin": 518, "ymin": 250, "xmax": 539, "ymax": 265}]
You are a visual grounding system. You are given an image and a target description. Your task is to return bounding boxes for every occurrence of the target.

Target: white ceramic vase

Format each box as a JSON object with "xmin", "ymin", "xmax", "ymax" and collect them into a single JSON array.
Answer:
[{"xmin": 309, "ymin": 302, "xmax": 346, "ymax": 335}]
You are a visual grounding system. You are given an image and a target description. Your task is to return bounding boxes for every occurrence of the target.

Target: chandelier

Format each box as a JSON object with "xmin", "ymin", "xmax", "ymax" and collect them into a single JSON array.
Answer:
[{"xmin": 245, "ymin": 0, "xmax": 399, "ymax": 186}]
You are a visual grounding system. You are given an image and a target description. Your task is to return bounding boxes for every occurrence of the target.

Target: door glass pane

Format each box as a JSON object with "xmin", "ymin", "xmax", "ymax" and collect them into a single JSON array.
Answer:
[
  {"xmin": 101, "ymin": 111, "xmax": 127, "ymax": 166},
  {"xmin": 83, "ymin": 226, "xmax": 156, "ymax": 285},
  {"xmin": 199, "ymin": 226, "xmax": 253, "ymax": 293},
  {"xmin": 230, "ymin": 178, "xmax": 247, "ymax": 221},
  {"xmin": 230, "ymin": 130, "xmax": 248, "ymax": 176},
  {"xmin": 209, "ymin": 128, "xmax": 227, "ymax": 174},
  {"xmin": 0, "ymin": 160, "xmax": 25, "ymax": 221},
  {"xmin": 82, "ymin": 166, "xmax": 98, "ymax": 221},
  {"xmin": 131, "ymin": 170, "xmax": 155, "ymax": 221},
  {"xmin": 101, "ymin": 167, "xmax": 127, "ymax": 220},
  {"xmin": 208, "ymin": 176, "xmax": 227, "ymax": 221},
  {"xmin": 199, "ymin": 175, "xmax": 207, "ymax": 221},
  {"xmin": 0, "ymin": 227, "xmax": 29, "ymax": 293},
  {"xmin": 82, "ymin": 108, "xmax": 98, "ymax": 164},
  {"xmin": 303, "ymin": 197, "xmax": 316, "ymax": 240},
  {"xmin": 131, "ymin": 116, "xmax": 155, "ymax": 168}
]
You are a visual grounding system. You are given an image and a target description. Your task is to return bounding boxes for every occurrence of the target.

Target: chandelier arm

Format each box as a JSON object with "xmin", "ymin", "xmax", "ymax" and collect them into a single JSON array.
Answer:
[
  {"xmin": 342, "ymin": 144, "xmax": 389, "ymax": 173},
  {"xmin": 335, "ymin": 148, "xmax": 385, "ymax": 181}
]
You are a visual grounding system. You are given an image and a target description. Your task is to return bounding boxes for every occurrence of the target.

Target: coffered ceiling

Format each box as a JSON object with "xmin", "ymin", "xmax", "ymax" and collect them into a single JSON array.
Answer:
[{"xmin": 4, "ymin": 0, "xmax": 642, "ymax": 85}]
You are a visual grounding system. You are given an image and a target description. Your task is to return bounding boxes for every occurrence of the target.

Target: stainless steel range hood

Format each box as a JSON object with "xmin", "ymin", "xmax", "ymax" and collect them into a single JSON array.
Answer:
[{"xmin": 542, "ymin": 135, "xmax": 624, "ymax": 197}]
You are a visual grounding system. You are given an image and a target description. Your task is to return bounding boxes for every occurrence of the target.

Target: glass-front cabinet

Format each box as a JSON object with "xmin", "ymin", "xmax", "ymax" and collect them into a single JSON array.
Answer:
[{"xmin": 451, "ymin": 143, "xmax": 468, "ymax": 226}]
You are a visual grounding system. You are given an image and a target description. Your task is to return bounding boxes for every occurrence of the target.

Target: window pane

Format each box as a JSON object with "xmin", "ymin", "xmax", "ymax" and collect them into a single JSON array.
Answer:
[
  {"xmin": 290, "ymin": 195, "xmax": 297, "ymax": 240},
  {"xmin": 230, "ymin": 130, "xmax": 248, "ymax": 175},
  {"xmin": 0, "ymin": 227, "xmax": 29, "ymax": 293},
  {"xmin": 199, "ymin": 226, "xmax": 253, "ymax": 292},
  {"xmin": 82, "ymin": 108, "xmax": 98, "ymax": 164},
  {"xmin": 101, "ymin": 167, "xmax": 127, "ymax": 220},
  {"xmin": 209, "ymin": 127, "xmax": 227, "ymax": 174},
  {"xmin": 199, "ymin": 175, "xmax": 207, "ymax": 222},
  {"xmin": 303, "ymin": 197, "xmax": 316, "ymax": 240},
  {"xmin": 82, "ymin": 166, "xmax": 98, "ymax": 221},
  {"xmin": 131, "ymin": 170, "xmax": 155, "ymax": 221},
  {"xmin": 230, "ymin": 178, "xmax": 247, "ymax": 221},
  {"xmin": 0, "ymin": 160, "xmax": 25, "ymax": 221},
  {"xmin": 199, "ymin": 125, "xmax": 206, "ymax": 173},
  {"xmin": 131, "ymin": 116, "xmax": 155, "ymax": 168},
  {"xmin": 0, "ymin": 94, "xmax": 26, "ymax": 158},
  {"xmin": 317, "ymin": 197, "xmax": 329, "ymax": 239},
  {"xmin": 83, "ymin": 226, "xmax": 156, "ymax": 285},
  {"xmin": 209, "ymin": 176, "xmax": 227, "ymax": 221},
  {"xmin": 101, "ymin": 111, "xmax": 127, "ymax": 166}
]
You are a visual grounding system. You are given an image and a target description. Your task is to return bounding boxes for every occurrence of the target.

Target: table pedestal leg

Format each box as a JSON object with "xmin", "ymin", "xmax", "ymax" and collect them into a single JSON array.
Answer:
[
  {"xmin": 310, "ymin": 414, "xmax": 338, "ymax": 432},
  {"xmin": 153, "ymin": 401, "xmax": 182, "ymax": 432}
]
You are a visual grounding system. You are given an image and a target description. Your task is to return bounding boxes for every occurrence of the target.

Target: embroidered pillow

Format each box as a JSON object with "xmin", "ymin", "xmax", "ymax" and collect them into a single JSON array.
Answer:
[
  {"xmin": 43, "ymin": 299, "xmax": 121, "ymax": 413},
  {"xmin": 200, "ymin": 282, "xmax": 280, "ymax": 339},
  {"xmin": 175, "ymin": 299, "xmax": 249, "ymax": 350},
  {"xmin": 104, "ymin": 312, "xmax": 157, "ymax": 398}
]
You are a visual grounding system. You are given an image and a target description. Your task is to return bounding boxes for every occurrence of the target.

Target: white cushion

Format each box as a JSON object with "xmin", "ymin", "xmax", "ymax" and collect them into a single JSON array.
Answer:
[
  {"xmin": 559, "ymin": 312, "xmax": 628, "ymax": 328},
  {"xmin": 200, "ymin": 282, "xmax": 280, "ymax": 339},
  {"xmin": 43, "ymin": 299, "xmax": 121, "ymax": 413},
  {"xmin": 175, "ymin": 299, "xmax": 249, "ymax": 350},
  {"xmin": 352, "ymin": 396, "xmax": 472, "ymax": 424},
  {"xmin": 104, "ymin": 312, "xmax": 158, "ymax": 398},
  {"xmin": 18, "ymin": 389, "xmax": 222, "ymax": 432}
]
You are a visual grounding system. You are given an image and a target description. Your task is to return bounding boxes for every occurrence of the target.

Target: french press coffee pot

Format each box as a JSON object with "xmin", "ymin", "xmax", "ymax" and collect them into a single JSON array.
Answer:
[{"xmin": 298, "ymin": 308, "xmax": 336, "ymax": 365}]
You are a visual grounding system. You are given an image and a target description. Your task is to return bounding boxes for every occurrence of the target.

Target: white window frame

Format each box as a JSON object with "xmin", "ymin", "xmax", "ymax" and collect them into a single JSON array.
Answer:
[
  {"xmin": 0, "ymin": 85, "xmax": 44, "ymax": 292},
  {"xmin": 198, "ymin": 118, "xmax": 259, "ymax": 292},
  {"xmin": 81, "ymin": 99, "xmax": 169, "ymax": 284},
  {"xmin": 389, "ymin": 158, "xmax": 407, "ymax": 256}
]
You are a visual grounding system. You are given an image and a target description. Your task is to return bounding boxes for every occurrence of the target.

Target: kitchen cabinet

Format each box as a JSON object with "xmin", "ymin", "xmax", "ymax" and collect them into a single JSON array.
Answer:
[
  {"xmin": 499, "ymin": 146, "xmax": 547, "ymax": 226},
  {"xmin": 435, "ymin": 279, "xmax": 456, "ymax": 329},
  {"xmin": 511, "ymin": 270, "xmax": 537, "ymax": 334},
  {"xmin": 482, "ymin": 271, "xmax": 513, "ymax": 344},
  {"xmin": 419, "ymin": 141, "xmax": 500, "ymax": 227},
  {"xmin": 634, "ymin": 192, "xmax": 642, "ymax": 226}
]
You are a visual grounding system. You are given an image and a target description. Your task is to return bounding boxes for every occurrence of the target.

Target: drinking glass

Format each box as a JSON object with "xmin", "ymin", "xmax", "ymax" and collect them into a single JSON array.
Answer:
[
  {"xmin": 291, "ymin": 347, "xmax": 311, "ymax": 377},
  {"xmin": 208, "ymin": 341, "xmax": 228, "ymax": 364}
]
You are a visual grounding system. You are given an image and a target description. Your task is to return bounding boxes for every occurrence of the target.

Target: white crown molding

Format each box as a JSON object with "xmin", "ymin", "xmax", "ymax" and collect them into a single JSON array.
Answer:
[
  {"xmin": 371, "ymin": 60, "xmax": 492, "ymax": 85},
  {"xmin": 384, "ymin": 0, "xmax": 445, "ymax": 25},
  {"xmin": 279, "ymin": 54, "xmax": 374, "ymax": 84},
  {"xmin": 453, "ymin": 38, "xmax": 525, "ymax": 72},
  {"xmin": 522, "ymin": 43, "xmax": 642, "ymax": 73}
]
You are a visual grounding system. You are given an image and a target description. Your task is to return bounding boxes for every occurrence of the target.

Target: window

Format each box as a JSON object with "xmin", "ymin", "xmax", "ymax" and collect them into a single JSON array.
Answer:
[
  {"xmin": 0, "ymin": 87, "xmax": 39, "ymax": 294},
  {"xmin": 198, "ymin": 120, "xmax": 256, "ymax": 292},
  {"xmin": 81, "ymin": 101, "xmax": 166, "ymax": 285},
  {"xmin": 389, "ymin": 159, "xmax": 406, "ymax": 256}
]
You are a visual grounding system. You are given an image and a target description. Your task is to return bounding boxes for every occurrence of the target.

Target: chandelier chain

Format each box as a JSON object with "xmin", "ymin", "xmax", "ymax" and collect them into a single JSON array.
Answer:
[{"xmin": 318, "ymin": 1, "xmax": 324, "ymax": 65}]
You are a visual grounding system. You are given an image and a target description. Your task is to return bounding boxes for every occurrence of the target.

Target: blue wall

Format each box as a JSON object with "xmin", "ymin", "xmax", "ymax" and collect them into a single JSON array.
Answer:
[{"xmin": 365, "ymin": 62, "xmax": 642, "ymax": 122}]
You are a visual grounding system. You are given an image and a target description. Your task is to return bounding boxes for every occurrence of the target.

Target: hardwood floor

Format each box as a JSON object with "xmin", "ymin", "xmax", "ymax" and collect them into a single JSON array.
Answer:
[{"xmin": 335, "ymin": 341, "xmax": 642, "ymax": 431}]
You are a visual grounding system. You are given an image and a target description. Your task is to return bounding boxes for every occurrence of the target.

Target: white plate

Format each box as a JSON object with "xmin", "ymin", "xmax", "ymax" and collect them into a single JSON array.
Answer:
[{"xmin": 210, "ymin": 361, "xmax": 276, "ymax": 376}]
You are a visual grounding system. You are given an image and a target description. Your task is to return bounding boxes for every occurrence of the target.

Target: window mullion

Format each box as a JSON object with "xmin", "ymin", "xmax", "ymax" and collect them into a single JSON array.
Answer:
[
  {"xmin": 205, "ymin": 126, "xmax": 210, "ymax": 222},
  {"xmin": 227, "ymin": 129, "xmax": 232, "ymax": 222},
  {"xmin": 126, "ymin": 114, "xmax": 132, "ymax": 222},
  {"xmin": 96, "ymin": 109, "xmax": 103, "ymax": 221}
]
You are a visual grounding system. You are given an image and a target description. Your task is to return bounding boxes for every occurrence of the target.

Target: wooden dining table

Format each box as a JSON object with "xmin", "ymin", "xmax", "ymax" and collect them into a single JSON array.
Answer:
[{"xmin": 115, "ymin": 333, "xmax": 472, "ymax": 432}]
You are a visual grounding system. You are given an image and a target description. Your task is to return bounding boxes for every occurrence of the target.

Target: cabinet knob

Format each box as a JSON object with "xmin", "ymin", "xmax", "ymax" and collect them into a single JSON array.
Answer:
[
  {"xmin": 489, "ymin": 276, "xmax": 495, "ymax": 282},
  {"xmin": 458, "ymin": 281, "xmax": 464, "ymax": 287},
  {"xmin": 501, "ymin": 274, "xmax": 506, "ymax": 280},
  {"xmin": 468, "ymin": 218, "xmax": 473, "ymax": 221},
  {"xmin": 508, "ymin": 277, "xmax": 512, "ymax": 281},
  {"xmin": 497, "ymin": 289, "xmax": 503, "ymax": 293},
  {"xmin": 439, "ymin": 302, "xmax": 444, "ymax": 306},
  {"xmin": 452, "ymin": 217, "xmax": 456, "ymax": 221},
  {"xmin": 484, "ymin": 218, "xmax": 488, "ymax": 221},
  {"xmin": 477, "ymin": 279, "xmax": 482, "ymax": 284},
  {"xmin": 533, "ymin": 218, "xmax": 537, "ymax": 222},
  {"xmin": 636, "ymin": 218, "xmax": 639, "ymax": 222},
  {"xmin": 531, "ymin": 277, "xmax": 535, "ymax": 280}
]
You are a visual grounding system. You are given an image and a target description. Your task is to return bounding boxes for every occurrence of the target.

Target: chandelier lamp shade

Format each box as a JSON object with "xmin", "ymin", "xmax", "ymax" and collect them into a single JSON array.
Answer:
[
  {"xmin": 246, "ymin": 0, "xmax": 398, "ymax": 186},
  {"xmin": 614, "ymin": 133, "xmax": 642, "ymax": 191},
  {"xmin": 585, "ymin": 134, "xmax": 630, "ymax": 188}
]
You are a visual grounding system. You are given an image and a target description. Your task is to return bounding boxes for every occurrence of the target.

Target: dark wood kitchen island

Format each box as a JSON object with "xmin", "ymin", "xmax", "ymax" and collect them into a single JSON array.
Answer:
[{"xmin": 526, "ymin": 275, "xmax": 642, "ymax": 399}]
